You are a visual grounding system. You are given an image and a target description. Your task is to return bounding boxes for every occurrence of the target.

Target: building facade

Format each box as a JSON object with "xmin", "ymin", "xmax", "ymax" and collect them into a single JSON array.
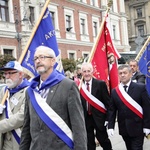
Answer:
[
  {"xmin": 125, "ymin": 0, "xmax": 150, "ymax": 52},
  {"xmin": 0, "ymin": 0, "xmax": 130, "ymax": 61}
]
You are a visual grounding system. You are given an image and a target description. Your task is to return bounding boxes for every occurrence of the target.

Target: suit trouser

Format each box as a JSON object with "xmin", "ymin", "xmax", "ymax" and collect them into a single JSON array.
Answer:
[
  {"xmin": 122, "ymin": 134, "xmax": 144, "ymax": 150},
  {"xmin": 85, "ymin": 114, "xmax": 112, "ymax": 150}
]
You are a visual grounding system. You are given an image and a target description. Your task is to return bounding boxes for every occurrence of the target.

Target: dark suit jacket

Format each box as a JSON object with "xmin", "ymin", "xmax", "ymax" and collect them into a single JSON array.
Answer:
[
  {"xmin": 19, "ymin": 78, "xmax": 87, "ymax": 150},
  {"xmin": 132, "ymin": 71, "xmax": 145, "ymax": 84},
  {"xmin": 108, "ymin": 82, "xmax": 150, "ymax": 137},
  {"xmin": 80, "ymin": 78, "xmax": 111, "ymax": 130}
]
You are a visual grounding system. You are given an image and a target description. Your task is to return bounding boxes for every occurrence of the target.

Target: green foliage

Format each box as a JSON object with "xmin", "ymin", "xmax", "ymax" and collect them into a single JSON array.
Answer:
[
  {"xmin": 62, "ymin": 58, "xmax": 76, "ymax": 72},
  {"xmin": 0, "ymin": 54, "xmax": 16, "ymax": 79}
]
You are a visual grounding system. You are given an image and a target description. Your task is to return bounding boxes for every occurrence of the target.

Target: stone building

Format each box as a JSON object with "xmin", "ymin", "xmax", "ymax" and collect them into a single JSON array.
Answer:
[
  {"xmin": 124, "ymin": 0, "xmax": 150, "ymax": 52},
  {"xmin": 0, "ymin": 0, "xmax": 130, "ymax": 61}
]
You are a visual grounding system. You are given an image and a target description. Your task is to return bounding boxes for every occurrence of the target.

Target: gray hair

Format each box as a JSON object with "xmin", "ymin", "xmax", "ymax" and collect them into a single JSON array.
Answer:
[
  {"xmin": 81, "ymin": 62, "xmax": 93, "ymax": 72},
  {"xmin": 118, "ymin": 64, "xmax": 132, "ymax": 73},
  {"xmin": 35, "ymin": 45, "xmax": 56, "ymax": 58}
]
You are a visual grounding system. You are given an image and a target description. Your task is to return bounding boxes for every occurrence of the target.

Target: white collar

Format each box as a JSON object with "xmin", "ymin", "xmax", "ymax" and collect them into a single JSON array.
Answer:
[{"xmin": 121, "ymin": 80, "xmax": 131, "ymax": 87}]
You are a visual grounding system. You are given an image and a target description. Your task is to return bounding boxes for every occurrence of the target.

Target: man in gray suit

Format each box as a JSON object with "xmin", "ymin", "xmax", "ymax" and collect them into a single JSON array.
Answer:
[
  {"xmin": 0, "ymin": 61, "xmax": 29, "ymax": 150},
  {"xmin": 19, "ymin": 46, "xmax": 87, "ymax": 150}
]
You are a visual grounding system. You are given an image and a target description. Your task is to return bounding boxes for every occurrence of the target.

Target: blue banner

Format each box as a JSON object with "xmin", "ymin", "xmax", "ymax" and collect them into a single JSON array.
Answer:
[
  {"xmin": 138, "ymin": 43, "xmax": 150, "ymax": 96},
  {"xmin": 21, "ymin": 8, "xmax": 63, "ymax": 76}
]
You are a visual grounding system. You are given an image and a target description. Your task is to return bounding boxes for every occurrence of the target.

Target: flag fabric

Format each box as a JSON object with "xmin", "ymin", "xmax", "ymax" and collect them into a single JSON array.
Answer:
[
  {"xmin": 21, "ymin": 8, "xmax": 63, "ymax": 76},
  {"xmin": 138, "ymin": 43, "xmax": 150, "ymax": 95},
  {"xmin": 91, "ymin": 19, "xmax": 120, "ymax": 91}
]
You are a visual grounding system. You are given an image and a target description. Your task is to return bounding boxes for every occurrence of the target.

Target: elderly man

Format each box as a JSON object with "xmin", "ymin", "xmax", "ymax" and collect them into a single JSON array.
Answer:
[
  {"xmin": 80, "ymin": 62, "xmax": 112, "ymax": 150},
  {"xmin": 19, "ymin": 45, "xmax": 87, "ymax": 150},
  {"xmin": 0, "ymin": 61, "xmax": 29, "ymax": 150}
]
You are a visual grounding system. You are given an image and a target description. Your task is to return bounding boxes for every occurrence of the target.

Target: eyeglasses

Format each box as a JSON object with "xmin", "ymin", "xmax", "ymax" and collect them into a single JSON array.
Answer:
[
  {"xmin": 33, "ymin": 55, "xmax": 53, "ymax": 62},
  {"xmin": 3, "ymin": 71, "xmax": 18, "ymax": 77}
]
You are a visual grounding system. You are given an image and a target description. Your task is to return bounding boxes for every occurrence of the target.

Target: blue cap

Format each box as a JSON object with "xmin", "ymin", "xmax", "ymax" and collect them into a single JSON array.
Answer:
[{"xmin": 0, "ymin": 61, "xmax": 23, "ymax": 72}]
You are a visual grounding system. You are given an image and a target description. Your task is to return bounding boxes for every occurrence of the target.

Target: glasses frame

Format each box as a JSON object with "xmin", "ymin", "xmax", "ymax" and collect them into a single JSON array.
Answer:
[
  {"xmin": 33, "ymin": 55, "xmax": 53, "ymax": 62},
  {"xmin": 2, "ymin": 71, "xmax": 18, "ymax": 77}
]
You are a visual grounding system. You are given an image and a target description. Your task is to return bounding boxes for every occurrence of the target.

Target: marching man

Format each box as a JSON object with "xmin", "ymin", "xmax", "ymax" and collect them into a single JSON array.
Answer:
[{"xmin": 108, "ymin": 64, "xmax": 150, "ymax": 150}]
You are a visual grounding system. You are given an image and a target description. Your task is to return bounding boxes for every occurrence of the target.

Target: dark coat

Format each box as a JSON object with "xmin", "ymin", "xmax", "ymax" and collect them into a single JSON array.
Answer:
[
  {"xmin": 80, "ymin": 78, "xmax": 111, "ymax": 130},
  {"xmin": 108, "ymin": 82, "xmax": 150, "ymax": 137},
  {"xmin": 132, "ymin": 71, "xmax": 145, "ymax": 84}
]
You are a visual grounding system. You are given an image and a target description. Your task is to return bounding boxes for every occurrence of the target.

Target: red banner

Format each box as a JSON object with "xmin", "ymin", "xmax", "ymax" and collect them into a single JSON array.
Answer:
[{"xmin": 91, "ymin": 21, "xmax": 120, "ymax": 91}]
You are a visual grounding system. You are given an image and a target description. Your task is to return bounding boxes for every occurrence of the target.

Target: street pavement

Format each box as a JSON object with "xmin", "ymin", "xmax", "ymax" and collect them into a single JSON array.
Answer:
[{"xmin": 96, "ymin": 122, "xmax": 150, "ymax": 150}]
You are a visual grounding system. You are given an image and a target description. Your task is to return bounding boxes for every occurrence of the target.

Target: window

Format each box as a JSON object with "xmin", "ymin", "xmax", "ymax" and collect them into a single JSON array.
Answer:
[
  {"xmin": 69, "ymin": 52, "xmax": 75, "ymax": 59},
  {"xmin": 29, "ymin": 6, "xmax": 35, "ymax": 25},
  {"xmin": 78, "ymin": 0, "xmax": 86, "ymax": 3},
  {"xmin": 66, "ymin": 15, "xmax": 71, "ymax": 29},
  {"xmin": 136, "ymin": 8, "xmax": 142, "ymax": 18},
  {"xmin": 90, "ymin": 0, "xmax": 98, "ymax": 7},
  {"xmin": 68, "ymin": 50, "xmax": 76, "ymax": 60},
  {"xmin": 0, "ymin": 0, "xmax": 9, "ymax": 22},
  {"xmin": 3, "ymin": 49, "xmax": 13, "ymax": 56},
  {"xmin": 93, "ymin": 21, "xmax": 98, "ymax": 37},
  {"xmin": 91, "ymin": 0, "xmax": 95, "ymax": 6},
  {"xmin": 80, "ymin": 18, "xmax": 85, "ymax": 34},
  {"xmin": 79, "ymin": 12, "xmax": 89, "ymax": 41},
  {"xmin": 138, "ymin": 25, "xmax": 144, "ymax": 36},
  {"xmin": 83, "ymin": 53, "xmax": 88, "ymax": 59},
  {"xmin": 64, "ymin": 8, "xmax": 74, "ymax": 33},
  {"xmin": 49, "ymin": 5, "xmax": 59, "ymax": 32},
  {"xmin": 50, "ymin": 11, "xmax": 55, "ymax": 28},
  {"xmin": 113, "ymin": 25, "xmax": 116, "ymax": 39}
]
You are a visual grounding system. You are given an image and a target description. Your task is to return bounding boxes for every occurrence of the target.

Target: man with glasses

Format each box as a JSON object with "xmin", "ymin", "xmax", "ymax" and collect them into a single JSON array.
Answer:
[
  {"xmin": 20, "ymin": 45, "xmax": 87, "ymax": 150},
  {"xmin": 0, "ymin": 61, "xmax": 29, "ymax": 150}
]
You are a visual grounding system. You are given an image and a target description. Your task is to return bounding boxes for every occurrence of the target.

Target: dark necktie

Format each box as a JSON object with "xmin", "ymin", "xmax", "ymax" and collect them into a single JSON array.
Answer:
[
  {"xmin": 123, "ymin": 85, "xmax": 128, "ymax": 92},
  {"xmin": 86, "ymin": 82, "xmax": 91, "ymax": 115}
]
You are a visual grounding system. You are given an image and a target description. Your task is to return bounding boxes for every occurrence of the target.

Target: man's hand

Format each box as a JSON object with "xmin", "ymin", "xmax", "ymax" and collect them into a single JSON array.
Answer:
[
  {"xmin": 0, "ymin": 104, "xmax": 6, "ymax": 114},
  {"xmin": 108, "ymin": 129, "xmax": 114, "ymax": 137},
  {"xmin": 143, "ymin": 128, "xmax": 150, "ymax": 136},
  {"xmin": 104, "ymin": 121, "xmax": 108, "ymax": 126}
]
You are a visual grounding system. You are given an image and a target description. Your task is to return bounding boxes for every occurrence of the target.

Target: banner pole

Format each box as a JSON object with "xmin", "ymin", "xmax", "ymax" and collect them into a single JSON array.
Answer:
[
  {"xmin": 78, "ymin": 0, "xmax": 113, "ymax": 90},
  {"xmin": 135, "ymin": 36, "xmax": 150, "ymax": 61},
  {"xmin": 87, "ymin": 0, "xmax": 113, "ymax": 63},
  {"xmin": 1, "ymin": 0, "xmax": 51, "ymax": 105},
  {"xmin": 18, "ymin": 0, "xmax": 51, "ymax": 63}
]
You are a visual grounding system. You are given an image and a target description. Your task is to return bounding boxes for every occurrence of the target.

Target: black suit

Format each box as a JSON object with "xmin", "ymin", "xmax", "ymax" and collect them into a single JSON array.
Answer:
[
  {"xmin": 132, "ymin": 71, "xmax": 145, "ymax": 84},
  {"xmin": 80, "ymin": 78, "xmax": 112, "ymax": 150},
  {"xmin": 108, "ymin": 82, "xmax": 150, "ymax": 150}
]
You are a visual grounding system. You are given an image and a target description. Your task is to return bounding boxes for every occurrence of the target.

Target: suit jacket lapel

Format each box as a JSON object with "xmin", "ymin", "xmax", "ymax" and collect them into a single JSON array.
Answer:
[
  {"xmin": 39, "ymin": 84, "xmax": 59, "ymax": 127},
  {"xmin": 91, "ymin": 78, "xmax": 96, "ymax": 96},
  {"xmin": 128, "ymin": 82, "xmax": 134, "ymax": 95},
  {"xmin": 46, "ymin": 84, "xmax": 59, "ymax": 105}
]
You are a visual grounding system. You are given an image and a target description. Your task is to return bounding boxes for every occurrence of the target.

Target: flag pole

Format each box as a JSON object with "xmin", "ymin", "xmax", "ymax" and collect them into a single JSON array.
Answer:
[
  {"xmin": 78, "ymin": 0, "xmax": 113, "ymax": 90},
  {"xmin": 18, "ymin": 0, "xmax": 51, "ymax": 63},
  {"xmin": 87, "ymin": 0, "xmax": 113, "ymax": 63},
  {"xmin": 135, "ymin": 36, "xmax": 150, "ymax": 61},
  {"xmin": 0, "ymin": 0, "xmax": 51, "ymax": 105}
]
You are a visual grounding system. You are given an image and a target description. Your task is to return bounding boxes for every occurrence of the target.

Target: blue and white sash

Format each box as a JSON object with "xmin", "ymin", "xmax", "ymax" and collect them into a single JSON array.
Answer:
[
  {"xmin": 28, "ymin": 88, "xmax": 74, "ymax": 149},
  {"xmin": 5, "ymin": 98, "xmax": 21, "ymax": 144}
]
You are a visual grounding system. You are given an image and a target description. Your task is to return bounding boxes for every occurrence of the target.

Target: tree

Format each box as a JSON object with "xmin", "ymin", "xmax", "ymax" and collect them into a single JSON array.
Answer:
[
  {"xmin": 0, "ymin": 54, "xmax": 16, "ymax": 79},
  {"xmin": 61, "ymin": 58, "xmax": 76, "ymax": 72}
]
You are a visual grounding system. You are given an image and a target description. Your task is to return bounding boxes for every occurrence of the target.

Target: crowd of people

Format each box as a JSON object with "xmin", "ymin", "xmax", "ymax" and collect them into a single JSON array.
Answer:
[{"xmin": 0, "ymin": 46, "xmax": 150, "ymax": 150}]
